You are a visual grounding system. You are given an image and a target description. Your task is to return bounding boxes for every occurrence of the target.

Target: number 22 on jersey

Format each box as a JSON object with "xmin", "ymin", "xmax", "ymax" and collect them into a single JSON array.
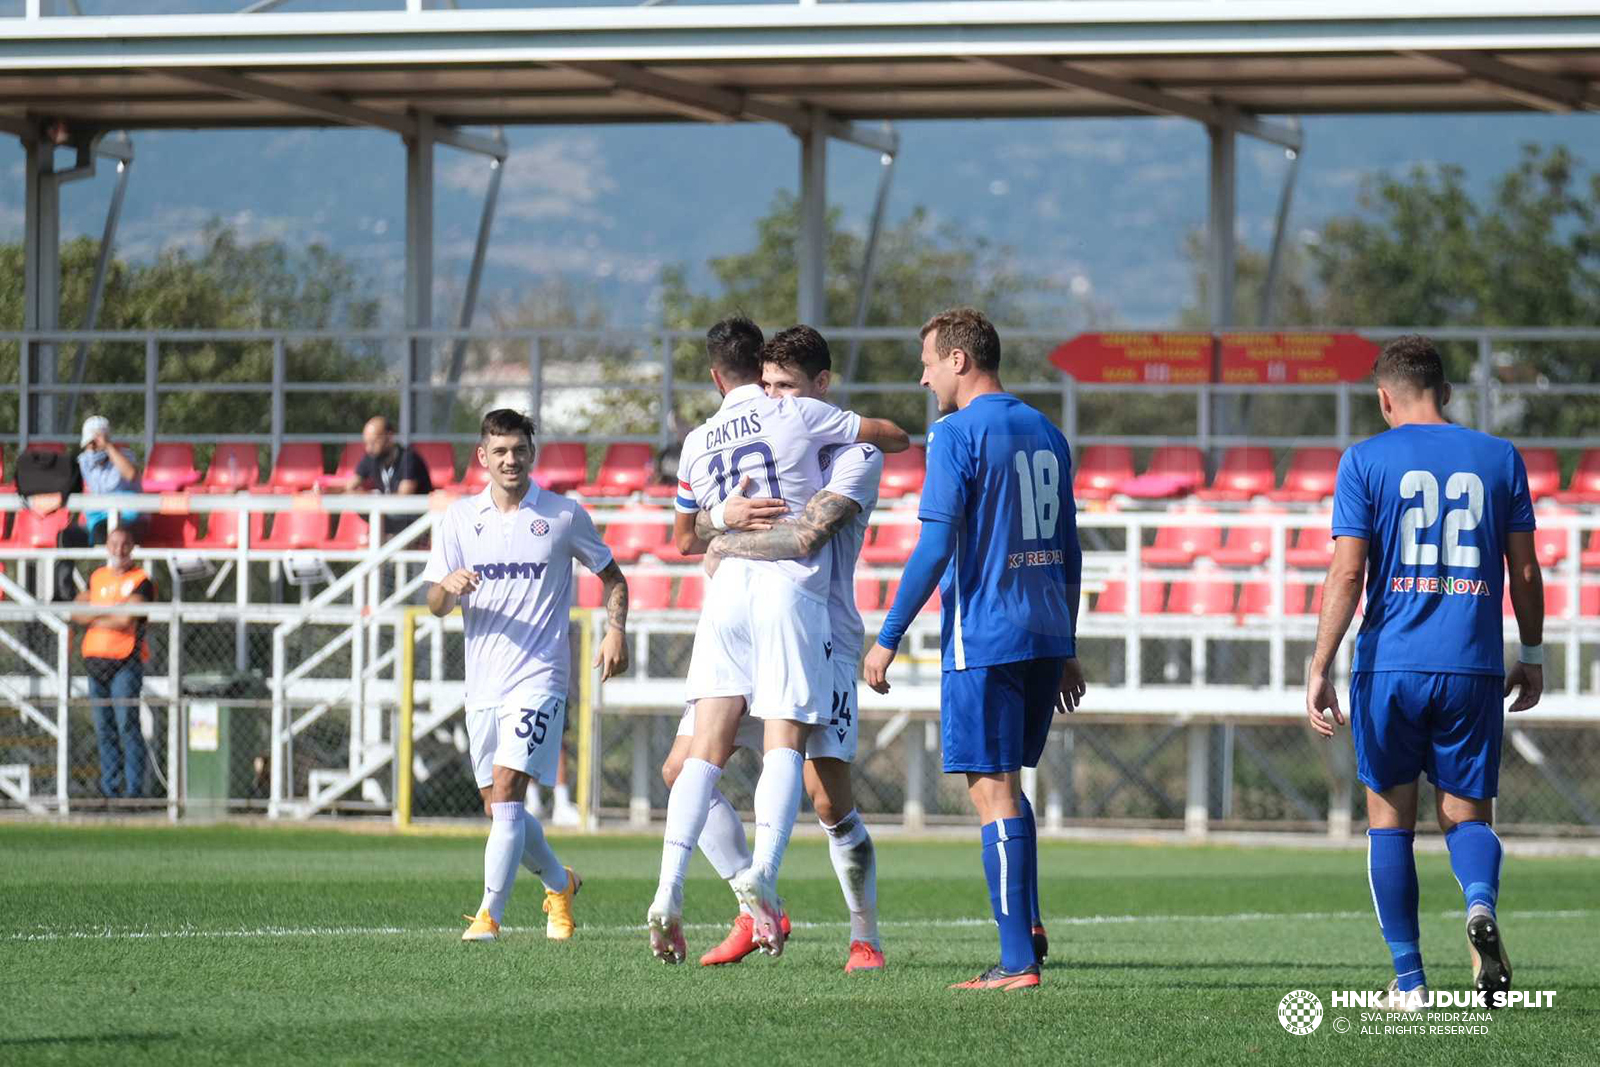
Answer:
[{"xmin": 1399, "ymin": 469, "xmax": 1484, "ymax": 568}]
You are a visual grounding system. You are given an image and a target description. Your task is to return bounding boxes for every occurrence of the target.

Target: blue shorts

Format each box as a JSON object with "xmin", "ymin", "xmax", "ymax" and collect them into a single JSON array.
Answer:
[
  {"xmin": 940, "ymin": 657, "xmax": 1065, "ymax": 774},
  {"xmin": 1350, "ymin": 671, "xmax": 1504, "ymax": 800}
]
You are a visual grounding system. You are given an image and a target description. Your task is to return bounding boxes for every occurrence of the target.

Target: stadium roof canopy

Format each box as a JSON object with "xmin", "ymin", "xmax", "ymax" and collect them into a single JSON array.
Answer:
[{"xmin": 2, "ymin": 1, "xmax": 1600, "ymax": 138}]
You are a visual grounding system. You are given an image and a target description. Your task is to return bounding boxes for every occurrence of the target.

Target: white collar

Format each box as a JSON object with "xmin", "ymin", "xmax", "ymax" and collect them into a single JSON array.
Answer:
[
  {"xmin": 717, "ymin": 383, "xmax": 765, "ymax": 413},
  {"xmin": 475, "ymin": 483, "xmax": 540, "ymax": 515}
]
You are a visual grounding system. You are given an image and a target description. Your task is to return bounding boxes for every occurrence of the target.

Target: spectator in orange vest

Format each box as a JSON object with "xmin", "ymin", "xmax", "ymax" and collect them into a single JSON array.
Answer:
[{"xmin": 72, "ymin": 528, "xmax": 155, "ymax": 799}]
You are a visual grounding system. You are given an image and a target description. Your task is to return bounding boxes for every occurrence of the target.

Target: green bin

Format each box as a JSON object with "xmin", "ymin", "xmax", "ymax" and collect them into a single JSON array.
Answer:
[{"xmin": 183, "ymin": 673, "xmax": 269, "ymax": 817}]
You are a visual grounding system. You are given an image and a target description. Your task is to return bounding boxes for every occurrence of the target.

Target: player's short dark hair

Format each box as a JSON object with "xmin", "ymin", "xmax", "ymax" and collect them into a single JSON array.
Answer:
[
  {"xmin": 920, "ymin": 307, "xmax": 1001, "ymax": 372},
  {"xmin": 706, "ymin": 315, "xmax": 765, "ymax": 384},
  {"xmin": 1374, "ymin": 334, "xmax": 1447, "ymax": 404},
  {"xmin": 762, "ymin": 324, "xmax": 832, "ymax": 380},
  {"xmin": 480, "ymin": 408, "xmax": 536, "ymax": 445}
]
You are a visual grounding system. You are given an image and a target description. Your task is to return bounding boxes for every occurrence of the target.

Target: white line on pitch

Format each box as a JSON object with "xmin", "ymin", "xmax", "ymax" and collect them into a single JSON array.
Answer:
[{"xmin": 8, "ymin": 909, "xmax": 1594, "ymax": 944}]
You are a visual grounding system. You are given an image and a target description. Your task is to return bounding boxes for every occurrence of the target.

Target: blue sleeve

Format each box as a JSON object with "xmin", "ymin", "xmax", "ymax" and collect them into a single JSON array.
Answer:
[
  {"xmin": 917, "ymin": 422, "xmax": 971, "ymax": 523},
  {"xmin": 1508, "ymin": 448, "xmax": 1535, "ymax": 533},
  {"xmin": 875, "ymin": 517, "xmax": 956, "ymax": 652},
  {"xmin": 1330, "ymin": 449, "xmax": 1371, "ymax": 539}
]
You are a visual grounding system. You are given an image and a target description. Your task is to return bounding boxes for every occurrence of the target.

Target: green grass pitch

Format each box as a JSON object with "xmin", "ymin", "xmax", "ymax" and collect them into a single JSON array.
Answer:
[{"xmin": 3, "ymin": 823, "xmax": 1596, "ymax": 1066}]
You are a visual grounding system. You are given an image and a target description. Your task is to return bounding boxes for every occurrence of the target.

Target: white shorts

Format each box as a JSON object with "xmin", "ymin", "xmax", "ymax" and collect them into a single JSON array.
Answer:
[
  {"xmin": 806, "ymin": 651, "xmax": 859, "ymax": 764},
  {"xmin": 676, "ymin": 701, "xmax": 765, "ymax": 753},
  {"xmin": 684, "ymin": 561, "xmax": 833, "ymax": 724},
  {"xmin": 465, "ymin": 694, "xmax": 567, "ymax": 789},
  {"xmin": 676, "ymin": 650, "xmax": 858, "ymax": 764}
]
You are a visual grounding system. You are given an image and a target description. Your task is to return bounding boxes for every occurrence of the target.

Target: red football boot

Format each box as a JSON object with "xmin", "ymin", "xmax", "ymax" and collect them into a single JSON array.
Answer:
[{"xmin": 845, "ymin": 940, "xmax": 886, "ymax": 973}]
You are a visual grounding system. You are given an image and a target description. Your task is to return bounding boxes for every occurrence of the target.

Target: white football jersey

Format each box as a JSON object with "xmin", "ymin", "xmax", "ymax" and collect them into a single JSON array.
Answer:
[
  {"xmin": 422, "ymin": 485, "xmax": 614, "ymax": 708},
  {"xmin": 675, "ymin": 383, "xmax": 861, "ymax": 600},
  {"xmin": 817, "ymin": 441, "xmax": 883, "ymax": 661}
]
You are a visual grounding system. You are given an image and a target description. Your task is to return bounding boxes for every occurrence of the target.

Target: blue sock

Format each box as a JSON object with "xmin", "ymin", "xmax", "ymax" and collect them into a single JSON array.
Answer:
[
  {"xmin": 1445, "ymin": 820, "xmax": 1502, "ymax": 916},
  {"xmin": 1018, "ymin": 792, "xmax": 1042, "ymax": 928},
  {"xmin": 981, "ymin": 818, "xmax": 1035, "ymax": 972},
  {"xmin": 1368, "ymin": 829, "xmax": 1425, "ymax": 992}
]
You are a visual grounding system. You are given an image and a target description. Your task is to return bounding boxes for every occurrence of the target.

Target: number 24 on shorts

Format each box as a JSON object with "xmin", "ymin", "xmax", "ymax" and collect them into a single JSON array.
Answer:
[{"xmin": 515, "ymin": 706, "xmax": 552, "ymax": 745}]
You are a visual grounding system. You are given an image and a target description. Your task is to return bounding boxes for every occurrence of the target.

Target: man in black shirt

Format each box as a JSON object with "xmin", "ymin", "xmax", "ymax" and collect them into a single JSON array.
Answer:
[{"xmin": 329, "ymin": 416, "xmax": 433, "ymax": 537}]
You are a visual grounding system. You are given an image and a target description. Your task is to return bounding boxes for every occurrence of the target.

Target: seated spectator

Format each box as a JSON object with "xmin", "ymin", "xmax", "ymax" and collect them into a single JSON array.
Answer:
[
  {"xmin": 71, "ymin": 527, "xmax": 154, "ymax": 800},
  {"xmin": 76, "ymin": 415, "xmax": 144, "ymax": 544},
  {"xmin": 323, "ymin": 415, "xmax": 432, "ymax": 538}
]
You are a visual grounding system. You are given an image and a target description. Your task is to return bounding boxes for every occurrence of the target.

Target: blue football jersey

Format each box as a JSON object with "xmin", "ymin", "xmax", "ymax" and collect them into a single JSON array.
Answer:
[
  {"xmin": 918, "ymin": 393, "xmax": 1079, "ymax": 670},
  {"xmin": 1331, "ymin": 423, "xmax": 1535, "ymax": 676}
]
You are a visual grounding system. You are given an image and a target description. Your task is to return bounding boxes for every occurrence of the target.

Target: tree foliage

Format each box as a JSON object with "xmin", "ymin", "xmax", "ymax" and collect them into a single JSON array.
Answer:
[{"xmin": 0, "ymin": 222, "xmax": 386, "ymax": 461}]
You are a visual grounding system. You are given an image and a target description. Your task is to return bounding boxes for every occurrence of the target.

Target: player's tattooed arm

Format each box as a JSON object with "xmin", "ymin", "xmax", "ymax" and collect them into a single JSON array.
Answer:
[
  {"xmin": 708, "ymin": 490, "xmax": 861, "ymax": 562},
  {"xmin": 595, "ymin": 560, "xmax": 629, "ymax": 680}
]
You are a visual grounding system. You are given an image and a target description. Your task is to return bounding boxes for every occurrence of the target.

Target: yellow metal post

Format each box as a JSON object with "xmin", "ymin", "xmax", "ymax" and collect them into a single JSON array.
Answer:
[
  {"xmin": 574, "ymin": 608, "xmax": 595, "ymax": 832},
  {"xmin": 395, "ymin": 607, "xmax": 418, "ymax": 828}
]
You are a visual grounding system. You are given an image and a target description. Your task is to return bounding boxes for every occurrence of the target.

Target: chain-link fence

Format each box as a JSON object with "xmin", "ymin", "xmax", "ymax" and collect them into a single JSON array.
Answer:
[{"xmin": 3, "ymin": 519, "xmax": 1598, "ymax": 836}]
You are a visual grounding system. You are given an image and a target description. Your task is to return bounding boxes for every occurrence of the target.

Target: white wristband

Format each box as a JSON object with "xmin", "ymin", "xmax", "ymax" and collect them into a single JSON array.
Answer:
[
  {"xmin": 1519, "ymin": 644, "xmax": 1543, "ymax": 666},
  {"xmin": 709, "ymin": 501, "xmax": 728, "ymax": 532}
]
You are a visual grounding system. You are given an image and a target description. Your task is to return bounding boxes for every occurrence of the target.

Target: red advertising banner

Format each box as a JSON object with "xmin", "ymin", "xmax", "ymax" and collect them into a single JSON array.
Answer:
[
  {"xmin": 1218, "ymin": 332, "xmax": 1378, "ymax": 384},
  {"xmin": 1048, "ymin": 333, "xmax": 1214, "ymax": 384}
]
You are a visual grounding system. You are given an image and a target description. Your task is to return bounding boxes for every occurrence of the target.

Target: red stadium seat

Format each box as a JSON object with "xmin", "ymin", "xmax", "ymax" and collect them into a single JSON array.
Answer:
[
  {"xmin": 1556, "ymin": 448, "xmax": 1600, "ymax": 504},
  {"xmin": 602, "ymin": 508, "xmax": 668, "ymax": 564},
  {"xmin": 675, "ymin": 574, "xmax": 704, "ymax": 611},
  {"xmin": 1148, "ymin": 445, "xmax": 1205, "ymax": 486},
  {"xmin": 141, "ymin": 443, "xmax": 203, "ymax": 492},
  {"xmin": 533, "ymin": 441, "xmax": 588, "ymax": 493},
  {"xmin": 200, "ymin": 443, "xmax": 261, "ymax": 492},
  {"xmin": 630, "ymin": 573, "xmax": 673, "ymax": 610},
  {"xmin": 1211, "ymin": 519, "xmax": 1277, "ymax": 567},
  {"xmin": 1073, "ymin": 445, "xmax": 1134, "ymax": 501},
  {"xmin": 1197, "ymin": 447, "xmax": 1275, "ymax": 502},
  {"xmin": 1520, "ymin": 447, "xmax": 1560, "ymax": 502},
  {"xmin": 878, "ymin": 446, "xmax": 926, "ymax": 499},
  {"xmin": 457, "ymin": 452, "xmax": 491, "ymax": 495},
  {"xmin": 885, "ymin": 580, "xmax": 940, "ymax": 615},
  {"xmin": 577, "ymin": 574, "xmax": 603, "ymax": 609},
  {"xmin": 578, "ymin": 443, "xmax": 655, "ymax": 498},
  {"xmin": 1534, "ymin": 512, "xmax": 1572, "ymax": 568},
  {"xmin": 860, "ymin": 515, "xmax": 920, "ymax": 565},
  {"xmin": 1, "ymin": 507, "xmax": 73, "ymax": 549},
  {"xmin": 855, "ymin": 577, "xmax": 882, "ymax": 612},
  {"xmin": 1093, "ymin": 579, "xmax": 1163, "ymax": 614},
  {"xmin": 1164, "ymin": 576, "xmax": 1236, "ymax": 615},
  {"xmin": 327, "ymin": 511, "xmax": 372, "ymax": 550},
  {"xmin": 261, "ymin": 443, "xmax": 326, "ymax": 494},
  {"xmin": 260, "ymin": 508, "xmax": 331, "ymax": 550},
  {"xmin": 1269, "ymin": 448, "xmax": 1341, "ymax": 503},
  {"xmin": 1583, "ymin": 530, "xmax": 1600, "ymax": 571},
  {"xmin": 194, "ymin": 509, "xmax": 267, "ymax": 550},
  {"xmin": 1238, "ymin": 582, "xmax": 1312, "ymax": 616},
  {"xmin": 1142, "ymin": 515, "xmax": 1221, "ymax": 567},
  {"xmin": 412, "ymin": 441, "xmax": 458, "ymax": 492},
  {"xmin": 142, "ymin": 513, "xmax": 200, "ymax": 549},
  {"xmin": 1586, "ymin": 584, "xmax": 1600, "ymax": 617},
  {"xmin": 1286, "ymin": 525, "xmax": 1336, "ymax": 569}
]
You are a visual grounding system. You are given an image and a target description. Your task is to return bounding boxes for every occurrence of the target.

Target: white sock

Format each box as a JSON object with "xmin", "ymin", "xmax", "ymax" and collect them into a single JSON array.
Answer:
[
  {"xmin": 655, "ymin": 757, "xmax": 721, "ymax": 913},
  {"xmin": 822, "ymin": 808, "xmax": 879, "ymax": 948},
  {"xmin": 480, "ymin": 802, "xmax": 526, "ymax": 923},
  {"xmin": 700, "ymin": 788, "xmax": 754, "ymax": 913},
  {"xmin": 520, "ymin": 812, "xmax": 569, "ymax": 893},
  {"xmin": 751, "ymin": 747, "xmax": 804, "ymax": 878},
  {"xmin": 554, "ymin": 782, "xmax": 573, "ymax": 809}
]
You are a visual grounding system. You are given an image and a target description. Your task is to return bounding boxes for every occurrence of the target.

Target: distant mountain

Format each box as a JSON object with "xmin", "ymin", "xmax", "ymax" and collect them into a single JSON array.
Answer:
[{"xmin": 1, "ymin": 110, "xmax": 1588, "ymax": 329}]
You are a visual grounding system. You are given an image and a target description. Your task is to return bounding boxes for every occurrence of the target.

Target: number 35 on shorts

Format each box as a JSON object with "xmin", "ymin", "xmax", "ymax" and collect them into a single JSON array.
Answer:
[{"xmin": 491, "ymin": 695, "xmax": 566, "ymax": 784}]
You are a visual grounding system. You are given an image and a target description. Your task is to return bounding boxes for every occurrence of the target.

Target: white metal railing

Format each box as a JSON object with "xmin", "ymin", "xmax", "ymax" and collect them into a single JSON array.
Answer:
[{"xmin": 7, "ymin": 326, "xmax": 1600, "ymax": 456}]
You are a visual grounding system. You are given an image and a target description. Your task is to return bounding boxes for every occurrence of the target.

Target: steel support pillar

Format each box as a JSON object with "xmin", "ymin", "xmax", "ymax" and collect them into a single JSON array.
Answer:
[
  {"xmin": 1259, "ymin": 125, "xmax": 1302, "ymax": 327},
  {"xmin": 1206, "ymin": 123, "xmax": 1237, "ymax": 332},
  {"xmin": 23, "ymin": 138, "xmax": 61, "ymax": 440},
  {"xmin": 404, "ymin": 113, "xmax": 436, "ymax": 438},
  {"xmin": 797, "ymin": 119, "xmax": 827, "ymax": 325}
]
